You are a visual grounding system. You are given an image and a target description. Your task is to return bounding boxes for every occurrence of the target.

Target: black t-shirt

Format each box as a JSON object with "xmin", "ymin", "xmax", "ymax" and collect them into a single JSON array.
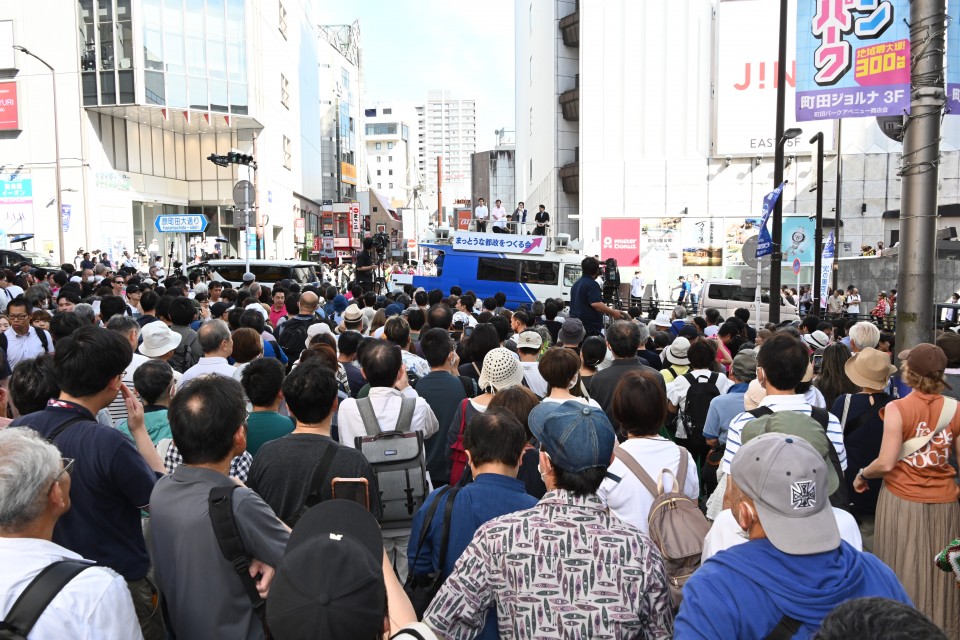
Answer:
[
  {"xmin": 355, "ymin": 250, "xmax": 373, "ymax": 282},
  {"xmin": 570, "ymin": 276, "xmax": 604, "ymax": 336},
  {"xmin": 247, "ymin": 433, "xmax": 381, "ymax": 525}
]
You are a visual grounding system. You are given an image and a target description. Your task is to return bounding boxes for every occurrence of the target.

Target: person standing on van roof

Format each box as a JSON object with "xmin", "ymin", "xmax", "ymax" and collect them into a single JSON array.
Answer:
[{"xmin": 474, "ymin": 198, "xmax": 489, "ymax": 233}]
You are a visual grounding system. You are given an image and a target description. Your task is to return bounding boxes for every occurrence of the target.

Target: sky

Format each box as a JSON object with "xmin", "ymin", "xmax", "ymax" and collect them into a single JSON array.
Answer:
[{"xmin": 321, "ymin": 0, "xmax": 516, "ymax": 151}]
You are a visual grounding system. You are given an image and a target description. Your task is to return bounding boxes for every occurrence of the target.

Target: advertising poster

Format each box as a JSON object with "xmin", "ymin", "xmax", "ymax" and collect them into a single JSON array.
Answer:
[
  {"xmin": 796, "ymin": 0, "xmax": 911, "ymax": 121},
  {"xmin": 600, "ymin": 217, "xmax": 641, "ymax": 267},
  {"xmin": 640, "ymin": 218, "xmax": 682, "ymax": 263},
  {"xmin": 781, "ymin": 216, "xmax": 817, "ymax": 264},
  {"xmin": 723, "ymin": 217, "xmax": 763, "ymax": 266},
  {"xmin": 680, "ymin": 218, "xmax": 723, "ymax": 267},
  {"xmin": 0, "ymin": 174, "xmax": 32, "ymax": 236}
]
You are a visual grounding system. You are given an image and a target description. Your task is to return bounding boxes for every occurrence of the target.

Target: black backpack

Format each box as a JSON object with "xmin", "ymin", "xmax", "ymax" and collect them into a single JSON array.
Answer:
[
  {"xmin": 170, "ymin": 332, "xmax": 199, "ymax": 374},
  {"xmin": 0, "ymin": 327, "xmax": 49, "ymax": 355},
  {"xmin": 0, "ymin": 560, "xmax": 94, "ymax": 639},
  {"xmin": 276, "ymin": 316, "xmax": 320, "ymax": 364},
  {"xmin": 680, "ymin": 372, "xmax": 721, "ymax": 446}
]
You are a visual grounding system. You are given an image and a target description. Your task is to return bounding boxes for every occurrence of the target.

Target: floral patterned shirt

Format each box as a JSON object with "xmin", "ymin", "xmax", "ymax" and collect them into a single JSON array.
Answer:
[{"xmin": 424, "ymin": 490, "xmax": 674, "ymax": 639}]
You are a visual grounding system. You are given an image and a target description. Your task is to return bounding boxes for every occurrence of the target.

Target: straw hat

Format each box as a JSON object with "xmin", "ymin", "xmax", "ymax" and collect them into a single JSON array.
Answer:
[{"xmin": 844, "ymin": 347, "xmax": 897, "ymax": 390}]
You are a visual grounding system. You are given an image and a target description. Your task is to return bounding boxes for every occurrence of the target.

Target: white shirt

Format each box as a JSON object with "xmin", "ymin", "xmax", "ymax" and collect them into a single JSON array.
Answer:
[
  {"xmin": 520, "ymin": 361, "xmax": 549, "ymax": 398},
  {"xmin": 3, "ymin": 326, "xmax": 53, "ymax": 370},
  {"xmin": 338, "ymin": 386, "xmax": 439, "ymax": 449},
  {"xmin": 630, "ymin": 277, "xmax": 645, "ymax": 298},
  {"xmin": 178, "ymin": 356, "xmax": 239, "ymax": 388},
  {"xmin": 401, "ymin": 350, "xmax": 431, "ymax": 380},
  {"xmin": 701, "ymin": 508, "xmax": 862, "ymax": 563},
  {"xmin": 667, "ymin": 369, "xmax": 733, "ymax": 438},
  {"xmin": 453, "ymin": 311, "xmax": 477, "ymax": 328},
  {"xmin": 474, "ymin": 205, "xmax": 489, "ymax": 220},
  {"xmin": 846, "ymin": 294, "xmax": 861, "ymax": 314},
  {"xmin": 491, "ymin": 206, "xmax": 508, "ymax": 228},
  {"xmin": 598, "ymin": 437, "xmax": 699, "ymax": 535},
  {"xmin": 0, "ymin": 538, "xmax": 143, "ymax": 640},
  {"xmin": 721, "ymin": 394, "xmax": 847, "ymax": 476}
]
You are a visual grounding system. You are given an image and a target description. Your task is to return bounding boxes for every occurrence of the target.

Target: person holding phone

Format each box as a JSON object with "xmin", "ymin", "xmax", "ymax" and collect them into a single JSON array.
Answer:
[{"xmin": 247, "ymin": 360, "xmax": 381, "ymax": 527}]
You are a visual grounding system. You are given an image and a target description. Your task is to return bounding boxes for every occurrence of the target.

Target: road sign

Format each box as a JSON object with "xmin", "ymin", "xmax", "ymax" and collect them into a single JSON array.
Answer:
[
  {"xmin": 349, "ymin": 202, "xmax": 360, "ymax": 216},
  {"xmin": 233, "ymin": 180, "xmax": 255, "ymax": 207},
  {"xmin": 155, "ymin": 214, "xmax": 208, "ymax": 233},
  {"xmin": 407, "ymin": 238, "xmax": 416, "ymax": 250},
  {"xmin": 792, "ymin": 258, "xmax": 802, "ymax": 275},
  {"xmin": 741, "ymin": 236, "xmax": 771, "ymax": 268}
]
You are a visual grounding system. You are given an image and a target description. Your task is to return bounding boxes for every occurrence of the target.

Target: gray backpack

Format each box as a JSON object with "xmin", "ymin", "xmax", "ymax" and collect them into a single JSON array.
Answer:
[
  {"xmin": 354, "ymin": 397, "xmax": 428, "ymax": 530},
  {"xmin": 614, "ymin": 446, "xmax": 710, "ymax": 609}
]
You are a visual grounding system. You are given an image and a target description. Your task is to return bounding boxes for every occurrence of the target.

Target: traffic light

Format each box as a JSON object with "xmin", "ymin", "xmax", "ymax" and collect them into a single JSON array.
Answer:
[{"xmin": 206, "ymin": 151, "xmax": 257, "ymax": 170}]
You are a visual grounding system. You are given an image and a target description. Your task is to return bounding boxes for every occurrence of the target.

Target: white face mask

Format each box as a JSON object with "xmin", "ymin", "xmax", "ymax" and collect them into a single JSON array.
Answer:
[{"xmin": 85, "ymin": 276, "xmax": 95, "ymax": 282}]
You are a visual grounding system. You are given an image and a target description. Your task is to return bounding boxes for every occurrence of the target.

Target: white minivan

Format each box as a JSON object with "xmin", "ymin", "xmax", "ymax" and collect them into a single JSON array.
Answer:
[{"xmin": 700, "ymin": 278, "xmax": 801, "ymax": 324}]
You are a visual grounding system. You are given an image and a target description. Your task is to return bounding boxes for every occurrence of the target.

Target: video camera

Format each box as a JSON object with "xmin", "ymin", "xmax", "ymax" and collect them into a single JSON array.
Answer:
[
  {"xmin": 371, "ymin": 232, "xmax": 390, "ymax": 252},
  {"xmin": 602, "ymin": 258, "xmax": 620, "ymax": 305}
]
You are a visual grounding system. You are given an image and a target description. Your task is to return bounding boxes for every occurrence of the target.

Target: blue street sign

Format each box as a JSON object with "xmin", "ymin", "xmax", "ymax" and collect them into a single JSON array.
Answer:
[{"xmin": 154, "ymin": 214, "xmax": 208, "ymax": 233}]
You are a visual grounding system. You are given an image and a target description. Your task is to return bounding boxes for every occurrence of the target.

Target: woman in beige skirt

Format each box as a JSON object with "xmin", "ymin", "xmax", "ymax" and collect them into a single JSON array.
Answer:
[{"xmin": 854, "ymin": 343, "xmax": 960, "ymax": 638}]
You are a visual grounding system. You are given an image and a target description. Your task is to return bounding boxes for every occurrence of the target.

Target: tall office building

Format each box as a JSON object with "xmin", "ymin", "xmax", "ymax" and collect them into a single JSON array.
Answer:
[
  {"xmin": 422, "ymin": 90, "xmax": 476, "ymax": 223},
  {"xmin": 363, "ymin": 101, "xmax": 420, "ymax": 208}
]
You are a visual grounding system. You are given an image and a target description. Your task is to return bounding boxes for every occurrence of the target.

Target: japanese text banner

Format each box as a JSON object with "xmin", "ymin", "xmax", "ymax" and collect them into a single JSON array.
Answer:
[
  {"xmin": 796, "ymin": 0, "xmax": 910, "ymax": 121},
  {"xmin": 452, "ymin": 232, "xmax": 547, "ymax": 256}
]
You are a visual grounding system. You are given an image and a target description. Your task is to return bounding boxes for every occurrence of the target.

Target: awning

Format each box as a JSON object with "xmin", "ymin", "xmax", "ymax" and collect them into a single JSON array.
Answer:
[{"xmin": 369, "ymin": 187, "xmax": 400, "ymax": 222}]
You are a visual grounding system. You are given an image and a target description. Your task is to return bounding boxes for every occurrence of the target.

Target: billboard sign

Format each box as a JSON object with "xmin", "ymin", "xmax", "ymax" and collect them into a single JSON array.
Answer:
[
  {"xmin": 796, "ymin": 0, "xmax": 910, "ymax": 121},
  {"xmin": 452, "ymin": 232, "xmax": 547, "ymax": 256},
  {"xmin": 600, "ymin": 218, "xmax": 641, "ymax": 267},
  {"xmin": 0, "ymin": 82, "xmax": 17, "ymax": 131},
  {"xmin": 715, "ymin": 0, "xmax": 833, "ymax": 155},
  {"xmin": 294, "ymin": 218, "xmax": 305, "ymax": 243},
  {"xmin": 680, "ymin": 218, "xmax": 722, "ymax": 267}
]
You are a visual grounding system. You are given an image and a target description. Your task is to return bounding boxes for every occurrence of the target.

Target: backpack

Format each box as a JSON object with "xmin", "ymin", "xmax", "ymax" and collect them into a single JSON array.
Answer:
[
  {"xmin": 0, "ymin": 560, "xmax": 94, "ymax": 639},
  {"xmin": 614, "ymin": 446, "xmax": 709, "ymax": 609},
  {"xmin": 404, "ymin": 485, "xmax": 461, "ymax": 618},
  {"xmin": 449, "ymin": 399, "xmax": 471, "ymax": 486},
  {"xmin": 170, "ymin": 331, "xmax": 198, "ymax": 374},
  {"xmin": 0, "ymin": 327, "xmax": 50, "ymax": 357},
  {"xmin": 747, "ymin": 406, "xmax": 849, "ymax": 511},
  {"xmin": 276, "ymin": 316, "xmax": 320, "ymax": 365},
  {"xmin": 680, "ymin": 372, "xmax": 721, "ymax": 446},
  {"xmin": 354, "ymin": 396, "xmax": 428, "ymax": 529}
]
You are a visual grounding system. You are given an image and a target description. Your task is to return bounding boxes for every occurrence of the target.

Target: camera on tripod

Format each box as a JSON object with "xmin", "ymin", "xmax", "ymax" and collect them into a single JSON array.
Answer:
[{"xmin": 602, "ymin": 258, "xmax": 620, "ymax": 305}]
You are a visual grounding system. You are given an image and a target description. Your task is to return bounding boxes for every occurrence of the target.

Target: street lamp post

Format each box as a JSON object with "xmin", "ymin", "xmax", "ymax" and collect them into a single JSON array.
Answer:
[
  {"xmin": 810, "ymin": 132, "xmax": 824, "ymax": 315},
  {"xmin": 13, "ymin": 45, "xmax": 63, "ymax": 263},
  {"xmin": 769, "ymin": 127, "xmax": 802, "ymax": 323}
]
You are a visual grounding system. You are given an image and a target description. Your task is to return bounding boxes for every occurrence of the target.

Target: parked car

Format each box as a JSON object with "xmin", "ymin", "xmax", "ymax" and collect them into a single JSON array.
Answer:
[
  {"xmin": 0, "ymin": 250, "xmax": 60, "ymax": 271},
  {"xmin": 184, "ymin": 260, "xmax": 320, "ymax": 288},
  {"xmin": 700, "ymin": 278, "xmax": 801, "ymax": 324}
]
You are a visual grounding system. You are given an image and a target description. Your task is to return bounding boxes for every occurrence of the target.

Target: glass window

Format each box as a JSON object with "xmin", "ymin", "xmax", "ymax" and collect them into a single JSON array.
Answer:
[
  {"xmin": 144, "ymin": 26, "xmax": 164, "ymax": 70},
  {"xmin": 100, "ymin": 71, "xmax": 116, "ymax": 104},
  {"xmin": 82, "ymin": 72, "xmax": 98, "ymax": 106},
  {"xmin": 283, "ymin": 135, "xmax": 292, "ymax": 170},
  {"xmin": 188, "ymin": 76, "xmax": 207, "ymax": 111},
  {"xmin": 389, "ymin": 183, "xmax": 393, "ymax": 189},
  {"xmin": 186, "ymin": 35, "xmax": 206, "ymax": 77},
  {"xmin": 165, "ymin": 32, "xmax": 185, "ymax": 74},
  {"xmin": 520, "ymin": 260, "xmax": 559, "ymax": 285},
  {"xmin": 226, "ymin": 0, "xmax": 246, "ymax": 82},
  {"xmin": 375, "ymin": 142, "xmax": 381, "ymax": 150},
  {"xmin": 278, "ymin": 1, "xmax": 287, "ymax": 38},
  {"xmin": 116, "ymin": 21, "xmax": 133, "ymax": 69},
  {"xmin": 99, "ymin": 22, "xmax": 115, "ymax": 70},
  {"xmin": 706, "ymin": 284, "xmax": 755, "ymax": 302},
  {"xmin": 143, "ymin": 0, "xmax": 161, "ymax": 24},
  {"xmin": 210, "ymin": 79, "xmax": 228, "ymax": 112},
  {"xmin": 145, "ymin": 70, "xmax": 165, "ymax": 104},
  {"xmin": 477, "ymin": 258, "xmax": 519, "ymax": 283},
  {"xmin": 364, "ymin": 123, "xmax": 397, "ymax": 136},
  {"xmin": 118, "ymin": 70, "xmax": 135, "ymax": 103},
  {"xmin": 208, "ymin": 35, "xmax": 226, "ymax": 79},
  {"xmin": 230, "ymin": 82, "xmax": 247, "ymax": 114},
  {"xmin": 387, "ymin": 142, "xmax": 393, "ymax": 149},
  {"xmin": 166, "ymin": 73, "xmax": 187, "ymax": 108},
  {"xmin": 563, "ymin": 264, "xmax": 582, "ymax": 287},
  {"xmin": 280, "ymin": 74, "xmax": 289, "ymax": 108},
  {"xmin": 383, "ymin": 108, "xmax": 392, "ymax": 114}
]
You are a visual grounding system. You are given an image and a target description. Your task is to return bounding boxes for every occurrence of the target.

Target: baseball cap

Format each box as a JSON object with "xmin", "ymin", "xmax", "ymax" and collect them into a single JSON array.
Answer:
[
  {"xmin": 125, "ymin": 284, "xmax": 141, "ymax": 295},
  {"xmin": 557, "ymin": 318, "xmax": 585, "ymax": 345},
  {"xmin": 384, "ymin": 303, "xmax": 404, "ymax": 318},
  {"xmin": 138, "ymin": 322, "xmax": 183, "ymax": 357},
  {"xmin": 477, "ymin": 348, "xmax": 525, "ymax": 393},
  {"xmin": 242, "ymin": 272, "xmax": 256, "ymax": 283},
  {"xmin": 899, "ymin": 343, "xmax": 951, "ymax": 388},
  {"xmin": 267, "ymin": 500, "xmax": 385, "ymax": 640},
  {"xmin": 664, "ymin": 337, "xmax": 691, "ymax": 366},
  {"xmin": 741, "ymin": 411, "xmax": 840, "ymax": 495},
  {"xmin": 528, "ymin": 400, "xmax": 617, "ymax": 473},
  {"xmin": 516, "ymin": 330, "xmax": 543, "ymax": 350},
  {"xmin": 333, "ymin": 295, "xmax": 349, "ymax": 313},
  {"xmin": 210, "ymin": 302, "xmax": 231, "ymax": 319},
  {"xmin": 732, "ymin": 348, "xmax": 758, "ymax": 382},
  {"xmin": 731, "ymin": 432, "xmax": 841, "ymax": 555}
]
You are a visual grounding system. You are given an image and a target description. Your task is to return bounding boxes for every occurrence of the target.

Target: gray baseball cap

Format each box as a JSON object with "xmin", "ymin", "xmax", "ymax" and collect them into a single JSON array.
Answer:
[{"xmin": 730, "ymin": 432, "xmax": 840, "ymax": 555}]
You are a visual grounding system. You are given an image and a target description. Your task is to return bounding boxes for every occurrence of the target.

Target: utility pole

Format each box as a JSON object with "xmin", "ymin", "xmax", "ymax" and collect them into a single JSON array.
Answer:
[
  {"xmin": 437, "ymin": 156, "xmax": 443, "ymax": 227},
  {"xmin": 252, "ymin": 132, "xmax": 261, "ymax": 260},
  {"xmin": 896, "ymin": 0, "xmax": 946, "ymax": 350},
  {"xmin": 768, "ymin": 0, "xmax": 790, "ymax": 324},
  {"xmin": 810, "ymin": 132, "xmax": 824, "ymax": 314}
]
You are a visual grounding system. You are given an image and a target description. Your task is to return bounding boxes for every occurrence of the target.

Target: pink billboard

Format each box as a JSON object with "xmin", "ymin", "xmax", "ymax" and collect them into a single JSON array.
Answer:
[{"xmin": 601, "ymin": 218, "xmax": 641, "ymax": 267}]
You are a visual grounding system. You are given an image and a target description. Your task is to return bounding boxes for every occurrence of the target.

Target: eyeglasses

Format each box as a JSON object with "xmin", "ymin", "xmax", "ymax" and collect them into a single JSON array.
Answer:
[
  {"xmin": 55, "ymin": 458, "xmax": 75, "ymax": 482},
  {"xmin": 7, "ymin": 314, "xmax": 27, "ymax": 320},
  {"xmin": 113, "ymin": 280, "xmax": 124, "ymax": 285}
]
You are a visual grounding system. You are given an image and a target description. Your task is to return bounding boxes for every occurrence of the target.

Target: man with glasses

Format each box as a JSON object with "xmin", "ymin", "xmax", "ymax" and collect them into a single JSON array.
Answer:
[
  {"xmin": 0, "ymin": 429, "xmax": 142, "ymax": 638},
  {"xmin": 10, "ymin": 325, "xmax": 166, "ymax": 639},
  {"xmin": 2, "ymin": 297, "xmax": 53, "ymax": 370}
]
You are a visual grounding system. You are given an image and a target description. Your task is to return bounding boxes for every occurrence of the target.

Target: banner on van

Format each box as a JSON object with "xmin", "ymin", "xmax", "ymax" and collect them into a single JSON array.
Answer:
[
  {"xmin": 601, "ymin": 218, "xmax": 641, "ymax": 267},
  {"xmin": 452, "ymin": 231, "xmax": 546, "ymax": 255}
]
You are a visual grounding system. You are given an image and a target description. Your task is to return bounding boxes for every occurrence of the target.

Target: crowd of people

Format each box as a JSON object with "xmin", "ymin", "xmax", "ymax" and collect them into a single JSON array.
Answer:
[{"xmin": 0, "ymin": 253, "xmax": 957, "ymax": 639}]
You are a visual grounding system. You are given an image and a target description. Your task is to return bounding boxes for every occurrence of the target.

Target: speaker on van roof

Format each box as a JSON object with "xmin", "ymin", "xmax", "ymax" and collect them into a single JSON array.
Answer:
[
  {"xmin": 435, "ymin": 227, "xmax": 451, "ymax": 240},
  {"xmin": 555, "ymin": 233, "xmax": 570, "ymax": 248}
]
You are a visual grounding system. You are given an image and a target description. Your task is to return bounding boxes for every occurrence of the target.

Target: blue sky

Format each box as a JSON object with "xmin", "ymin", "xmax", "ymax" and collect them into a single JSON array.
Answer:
[{"xmin": 322, "ymin": 0, "xmax": 515, "ymax": 151}]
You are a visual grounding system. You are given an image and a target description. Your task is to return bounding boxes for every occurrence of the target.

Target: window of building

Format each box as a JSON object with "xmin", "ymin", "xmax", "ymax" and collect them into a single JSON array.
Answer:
[
  {"xmin": 375, "ymin": 142, "xmax": 381, "ymax": 150},
  {"xmin": 365, "ymin": 123, "xmax": 398, "ymax": 135},
  {"xmin": 280, "ymin": 73, "xmax": 289, "ymax": 108},
  {"xmin": 377, "ymin": 156, "xmax": 381, "ymax": 162},
  {"xmin": 389, "ymin": 183, "xmax": 393, "ymax": 189},
  {"xmin": 529, "ymin": 158, "xmax": 533, "ymax": 183},
  {"xmin": 282, "ymin": 135, "xmax": 292, "ymax": 170},
  {"xmin": 377, "ymin": 183, "xmax": 382, "ymax": 189},
  {"xmin": 529, "ymin": 56, "xmax": 533, "ymax": 85},
  {"xmin": 279, "ymin": 1, "xmax": 287, "ymax": 39},
  {"xmin": 388, "ymin": 169, "xmax": 393, "ymax": 176},
  {"xmin": 388, "ymin": 156, "xmax": 393, "ymax": 162},
  {"xmin": 383, "ymin": 107, "xmax": 392, "ymax": 115},
  {"xmin": 377, "ymin": 169, "xmax": 381, "ymax": 176},
  {"xmin": 529, "ymin": 3, "xmax": 533, "ymax": 33},
  {"xmin": 387, "ymin": 142, "xmax": 394, "ymax": 149}
]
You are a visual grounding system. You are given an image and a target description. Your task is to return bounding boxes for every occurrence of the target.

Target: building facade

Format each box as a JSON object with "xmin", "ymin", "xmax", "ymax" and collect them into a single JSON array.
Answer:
[
  {"xmin": 0, "ymin": 0, "xmax": 356, "ymax": 265},
  {"xmin": 515, "ymin": 0, "xmax": 960, "ymax": 288},
  {"xmin": 471, "ymin": 131, "xmax": 516, "ymax": 224},
  {"xmin": 422, "ymin": 90, "xmax": 476, "ymax": 225},
  {"xmin": 363, "ymin": 101, "xmax": 419, "ymax": 208}
]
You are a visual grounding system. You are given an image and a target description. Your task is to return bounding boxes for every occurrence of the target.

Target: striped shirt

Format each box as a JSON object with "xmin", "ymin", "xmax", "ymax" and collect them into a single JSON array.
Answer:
[{"xmin": 720, "ymin": 394, "xmax": 846, "ymax": 476}]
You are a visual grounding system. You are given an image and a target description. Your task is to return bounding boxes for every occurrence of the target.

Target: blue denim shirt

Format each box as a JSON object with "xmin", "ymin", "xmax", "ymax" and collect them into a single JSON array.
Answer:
[{"xmin": 702, "ymin": 382, "xmax": 749, "ymax": 444}]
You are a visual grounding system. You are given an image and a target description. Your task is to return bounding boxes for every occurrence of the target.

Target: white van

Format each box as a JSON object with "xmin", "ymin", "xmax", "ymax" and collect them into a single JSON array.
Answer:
[{"xmin": 700, "ymin": 279, "xmax": 801, "ymax": 324}]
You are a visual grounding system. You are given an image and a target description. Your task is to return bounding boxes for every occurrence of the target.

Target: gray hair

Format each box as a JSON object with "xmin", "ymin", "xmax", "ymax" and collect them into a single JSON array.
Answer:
[
  {"xmin": 673, "ymin": 305, "xmax": 687, "ymax": 319},
  {"xmin": 636, "ymin": 321, "xmax": 650, "ymax": 343},
  {"xmin": 106, "ymin": 315, "xmax": 140, "ymax": 337},
  {"xmin": 193, "ymin": 283, "xmax": 208, "ymax": 297},
  {"xmin": 72, "ymin": 303, "xmax": 96, "ymax": 325},
  {"xmin": 849, "ymin": 321, "xmax": 880, "ymax": 350},
  {"xmin": 93, "ymin": 263, "xmax": 110, "ymax": 276},
  {"xmin": 198, "ymin": 319, "xmax": 231, "ymax": 353},
  {"xmin": 0, "ymin": 428, "xmax": 62, "ymax": 534}
]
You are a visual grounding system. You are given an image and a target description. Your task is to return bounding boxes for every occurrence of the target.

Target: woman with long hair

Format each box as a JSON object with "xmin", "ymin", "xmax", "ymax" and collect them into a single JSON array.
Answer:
[
  {"xmin": 854, "ymin": 344, "xmax": 960, "ymax": 637},
  {"xmin": 814, "ymin": 342, "xmax": 859, "ymax": 410}
]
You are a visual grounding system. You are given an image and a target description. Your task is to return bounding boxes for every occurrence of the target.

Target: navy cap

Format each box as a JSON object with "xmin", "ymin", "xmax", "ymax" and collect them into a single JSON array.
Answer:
[
  {"xmin": 528, "ymin": 400, "xmax": 616, "ymax": 473},
  {"xmin": 385, "ymin": 303, "xmax": 403, "ymax": 317}
]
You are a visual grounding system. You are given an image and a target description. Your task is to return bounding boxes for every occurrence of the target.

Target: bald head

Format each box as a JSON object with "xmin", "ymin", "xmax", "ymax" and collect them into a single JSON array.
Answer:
[{"xmin": 299, "ymin": 291, "xmax": 319, "ymax": 313}]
